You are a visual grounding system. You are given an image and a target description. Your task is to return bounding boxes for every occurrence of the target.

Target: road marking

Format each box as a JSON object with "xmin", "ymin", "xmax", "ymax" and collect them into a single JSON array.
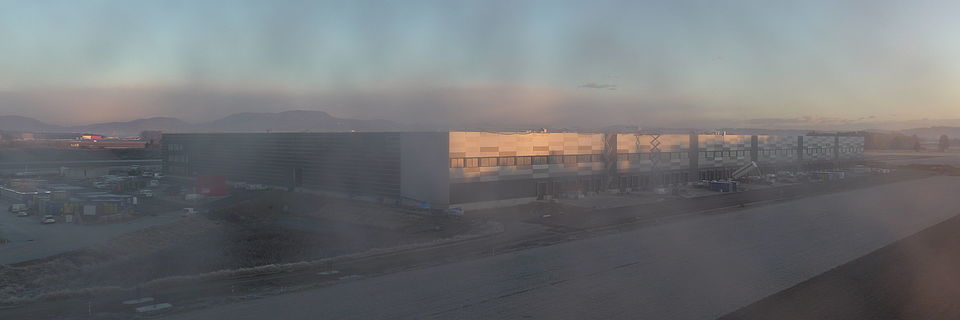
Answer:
[
  {"xmin": 122, "ymin": 297, "xmax": 155, "ymax": 305},
  {"xmin": 135, "ymin": 303, "xmax": 173, "ymax": 313}
]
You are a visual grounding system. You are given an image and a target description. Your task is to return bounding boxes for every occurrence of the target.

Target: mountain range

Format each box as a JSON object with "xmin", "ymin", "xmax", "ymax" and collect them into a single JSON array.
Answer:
[
  {"xmin": 0, "ymin": 110, "xmax": 410, "ymax": 137},
  {"xmin": 2, "ymin": 110, "xmax": 960, "ymax": 140}
]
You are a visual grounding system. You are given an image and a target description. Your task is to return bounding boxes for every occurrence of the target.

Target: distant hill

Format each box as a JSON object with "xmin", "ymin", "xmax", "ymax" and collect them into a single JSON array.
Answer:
[
  {"xmin": 73, "ymin": 117, "xmax": 192, "ymax": 137},
  {"xmin": 0, "ymin": 115, "xmax": 63, "ymax": 132},
  {"xmin": 8, "ymin": 111, "xmax": 956, "ymax": 139},
  {"xmin": 717, "ymin": 128, "xmax": 812, "ymax": 136},
  {"xmin": 0, "ymin": 110, "xmax": 409, "ymax": 137},
  {"xmin": 898, "ymin": 126, "xmax": 960, "ymax": 140},
  {"xmin": 202, "ymin": 110, "xmax": 408, "ymax": 132}
]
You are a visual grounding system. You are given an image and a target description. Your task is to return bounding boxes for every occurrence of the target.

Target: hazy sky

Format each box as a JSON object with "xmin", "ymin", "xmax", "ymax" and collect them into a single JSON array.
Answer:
[{"xmin": 1, "ymin": 0, "xmax": 958, "ymax": 128}]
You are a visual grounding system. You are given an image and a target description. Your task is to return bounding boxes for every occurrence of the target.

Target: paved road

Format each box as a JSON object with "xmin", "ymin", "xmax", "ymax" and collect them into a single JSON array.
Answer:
[
  {"xmin": 0, "ymin": 159, "xmax": 161, "ymax": 175},
  {"xmin": 163, "ymin": 176, "xmax": 960, "ymax": 320},
  {"xmin": 0, "ymin": 159, "xmax": 161, "ymax": 168},
  {"xmin": 865, "ymin": 150, "xmax": 960, "ymax": 166},
  {"xmin": 720, "ymin": 208, "xmax": 960, "ymax": 319}
]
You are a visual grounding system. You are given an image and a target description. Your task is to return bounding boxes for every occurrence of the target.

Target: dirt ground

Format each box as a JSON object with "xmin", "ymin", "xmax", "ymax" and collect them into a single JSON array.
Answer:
[
  {"xmin": 720, "ymin": 209, "xmax": 960, "ymax": 320},
  {"xmin": 0, "ymin": 191, "xmax": 497, "ymax": 303}
]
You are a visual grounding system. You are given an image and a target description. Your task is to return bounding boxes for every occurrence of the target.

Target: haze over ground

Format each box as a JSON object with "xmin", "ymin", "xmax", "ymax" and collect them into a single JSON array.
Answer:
[{"xmin": 2, "ymin": 0, "xmax": 960, "ymax": 129}]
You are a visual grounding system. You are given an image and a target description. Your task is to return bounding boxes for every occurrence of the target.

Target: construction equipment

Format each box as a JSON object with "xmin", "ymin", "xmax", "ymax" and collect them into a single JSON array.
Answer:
[
  {"xmin": 636, "ymin": 129, "xmax": 663, "ymax": 186},
  {"xmin": 731, "ymin": 161, "xmax": 762, "ymax": 180}
]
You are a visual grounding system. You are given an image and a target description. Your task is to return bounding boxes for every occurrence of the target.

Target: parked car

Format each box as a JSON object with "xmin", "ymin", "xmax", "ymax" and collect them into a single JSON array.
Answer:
[
  {"xmin": 41, "ymin": 215, "xmax": 56, "ymax": 224},
  {"xmin": 16, "ymin": 211, "xmax": 30, "ymax": 217},
  {"xmin": 139, "ymin": 189, "xmax": 154, "ymax": 198}
]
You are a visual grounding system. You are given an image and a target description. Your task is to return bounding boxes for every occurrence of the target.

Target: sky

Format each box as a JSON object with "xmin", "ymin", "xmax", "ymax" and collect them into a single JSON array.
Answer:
[{"xmin": 0, "ymin": 0, "xmax": 959, "ymax": 129}]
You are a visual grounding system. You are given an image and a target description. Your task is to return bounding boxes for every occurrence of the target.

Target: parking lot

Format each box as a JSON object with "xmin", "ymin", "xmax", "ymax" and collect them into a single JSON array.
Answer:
[{"xmin": 0, "ymin": 198, "xmax": 187, "ymax": 264}]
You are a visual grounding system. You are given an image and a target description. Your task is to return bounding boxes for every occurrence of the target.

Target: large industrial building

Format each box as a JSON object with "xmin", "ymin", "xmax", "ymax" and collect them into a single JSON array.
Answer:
[{"xmin": 162, "ymin": 131, "xmax": 864, "ymax": 210}]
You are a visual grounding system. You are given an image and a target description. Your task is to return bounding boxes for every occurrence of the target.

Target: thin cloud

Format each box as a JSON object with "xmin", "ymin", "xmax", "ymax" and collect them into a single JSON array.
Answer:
[
  {"xmin": 747, "ymin": 116, "xmax": 855, "ymax": 126},
  {"xmin": 578, "ymin": 82, "xmax": 617, "ymax": 90},
  {"xmin": 743, "ymin": 116, "xmax": 960, "ymax": 131}
]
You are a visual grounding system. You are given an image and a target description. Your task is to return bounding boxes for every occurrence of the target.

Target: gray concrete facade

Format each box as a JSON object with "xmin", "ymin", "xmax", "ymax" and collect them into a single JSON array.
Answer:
[
  {"xmin": 163, "ymin": 132, "xmax": 864, "ymax": 210},
  {"xmin": 399, "ymin": 132, "xmax": 450, "ymax": 206}
]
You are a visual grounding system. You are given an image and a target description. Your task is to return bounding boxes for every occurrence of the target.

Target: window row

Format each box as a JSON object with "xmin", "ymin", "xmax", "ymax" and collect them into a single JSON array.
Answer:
[
  {"xmin": 758, "ymin": 147, "xmax": 863, "ymax": 156},
  {"xmin": 616, "ymin": 152, "xmax": 689, "ymax": 161},
  {"xmin": 700, "ymin": 150, "xmax": 749, "ymax": 159},
  {"xmin": 447, "ymin": 147, "xmax": 862, "ymax": 168},
  {"xmin": 802, "ymin": 147, "xmax": 864, "ymax": 155},
  {"xmin": 450, "ymin": 154, "xmax": 603, "ymax": 168},
  {"xmin": 758, "ymin": 148, "xmax": 797, "ymax": 156}
]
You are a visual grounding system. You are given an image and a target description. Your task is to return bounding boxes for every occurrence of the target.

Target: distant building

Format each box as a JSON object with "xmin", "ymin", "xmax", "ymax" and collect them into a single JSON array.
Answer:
[
  {"xmin": 70, "ymin": 139, "xmax": 147, "ymax": 149},
  {"xmin": 162, "ymin": 132, "xmax": 865, "ymax": 211},
  {"xmin": 0, "ymin": 131, "xmax": 148, "ymax": 149},
  {"xmin": 140, "ymin": 130, "xmax": 163, "ymax": 149}
]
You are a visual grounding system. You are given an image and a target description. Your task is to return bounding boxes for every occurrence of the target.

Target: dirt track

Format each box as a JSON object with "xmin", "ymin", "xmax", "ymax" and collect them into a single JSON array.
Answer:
[{"xmin": 721, "ymin": 207, "xmax": 960, "ymax": 320}]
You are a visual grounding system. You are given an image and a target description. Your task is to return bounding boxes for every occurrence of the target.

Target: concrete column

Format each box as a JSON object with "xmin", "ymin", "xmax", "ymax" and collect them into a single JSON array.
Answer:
[
  {"xmin": 689, "ymin": 133, "xmax": 699, "ymax": 181},
  {"xmin": 834, "ymin": 133, "xmax": 841, "ymax": 170},
  {"xmin": 797, "ymin": 135, "xmax": 804, "ymax": 171},
  {"xmin": 602, "ymin": 133, "xmax": 619, "ymax": 189}
]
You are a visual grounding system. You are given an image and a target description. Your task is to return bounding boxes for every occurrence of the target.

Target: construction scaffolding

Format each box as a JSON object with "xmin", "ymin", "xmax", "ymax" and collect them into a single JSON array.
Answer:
[{"xmin": 636, "ymin": 130, "xmax": 663, "ymax": 186}]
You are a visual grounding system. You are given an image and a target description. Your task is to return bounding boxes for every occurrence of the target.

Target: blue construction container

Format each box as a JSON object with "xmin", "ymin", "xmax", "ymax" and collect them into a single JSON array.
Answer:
[{"xmin": 709, "ymin": 181, "xmax": 738, "ymax": 192}]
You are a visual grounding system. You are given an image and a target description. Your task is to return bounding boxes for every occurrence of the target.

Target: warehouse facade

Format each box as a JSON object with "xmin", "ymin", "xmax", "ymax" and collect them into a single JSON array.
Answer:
[{"xmin": 163, "ymin": 132, "xmax": 864, "ymax": 210}]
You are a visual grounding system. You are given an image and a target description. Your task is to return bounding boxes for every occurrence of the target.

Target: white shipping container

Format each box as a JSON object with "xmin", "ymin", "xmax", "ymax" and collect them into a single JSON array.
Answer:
[{"xmin": 83, "ymin": 205, "xmax": 97, "ymax": 216}]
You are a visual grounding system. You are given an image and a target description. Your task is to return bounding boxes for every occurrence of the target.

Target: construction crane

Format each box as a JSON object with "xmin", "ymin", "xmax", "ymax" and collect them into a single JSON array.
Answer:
[{"xmin": 730, "ymin": 161, "xmax": 762, "ymax": 180}]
